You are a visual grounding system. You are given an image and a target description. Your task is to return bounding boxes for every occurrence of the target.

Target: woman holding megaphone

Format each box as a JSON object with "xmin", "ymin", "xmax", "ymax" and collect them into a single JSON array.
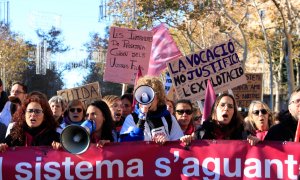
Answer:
[
  {"xmin": 58, "ymin": 100, "xmax": 115, "ymax": 154},
  {"xmin": 120, "ymin": 76, "xmax": 184, "ymax": 144},
  {"xmin": 85, "ymin": 100, "xmax": 114, "ymax": 147}
]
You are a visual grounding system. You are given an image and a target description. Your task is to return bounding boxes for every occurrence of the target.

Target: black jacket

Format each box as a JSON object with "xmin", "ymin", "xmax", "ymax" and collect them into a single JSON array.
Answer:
[
  {"xmin": 5, "ymin": 124, "xmax": 60, "ymax": 147},
  {"xmin": 195, "ymin": 120, "xmax": 247, "ymax": 140},
  {"xmin": 264, "ymin": 110, "xmax": 297, "ymax": 142},
  {"xmin": 0, "ymin": 91, "xmax": 8, "ymax": 112}
]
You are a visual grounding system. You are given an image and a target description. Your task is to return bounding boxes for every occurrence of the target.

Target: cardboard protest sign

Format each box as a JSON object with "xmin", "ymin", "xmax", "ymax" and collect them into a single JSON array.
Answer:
[
  {"xmin": 167, "ymin": 40, "xmax": 247, "ymax": 101},
  {"xmin": 57, "ymin": 82, "xmax": 101, "ymax": 108},
  {"xmin": 104, "ymin": 27, "xmax": 153, "ymax": 84},
  {"xmin": 232, "ymin": 73, "xmax": 263, "ymax": 108}
]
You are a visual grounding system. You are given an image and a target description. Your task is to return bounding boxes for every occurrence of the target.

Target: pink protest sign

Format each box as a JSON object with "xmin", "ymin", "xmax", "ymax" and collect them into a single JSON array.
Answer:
[{"xmin": 103, "ymin": 27, "xmax": 153, "ymax": 84}]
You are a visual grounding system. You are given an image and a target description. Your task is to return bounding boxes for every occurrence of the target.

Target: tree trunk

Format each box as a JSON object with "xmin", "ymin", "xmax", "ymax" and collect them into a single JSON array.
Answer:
[
  {"xmin": 253, "ymin": 0, "xmax": 273, "ymax": 110},
  {"xmin": 274, "ymin": 54, "xmax": 284, "ymax": 112},
  {"xmin": 283, "ymin": 37, "xmax": 295, "ymax": 95},
  {"xmin": 272, "ymin": 0, "xmax": 295, "ymax": 97}
]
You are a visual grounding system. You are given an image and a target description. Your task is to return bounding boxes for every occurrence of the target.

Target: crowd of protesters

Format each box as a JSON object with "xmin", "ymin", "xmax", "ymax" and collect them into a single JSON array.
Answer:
[{"xmin": 0, "ymin": 76, "xmax": 299, "ymax": 153}]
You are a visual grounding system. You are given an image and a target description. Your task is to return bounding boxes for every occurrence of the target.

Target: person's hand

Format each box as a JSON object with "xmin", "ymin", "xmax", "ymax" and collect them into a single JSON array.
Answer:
[
  {"xmin": 96, "ymin": 140, "xmax": 110, "ymax": 148},
  {"xmin": 139, "ymin": 104, "xmax": 150, "ymax": 119},
  {"xmin": 153, "ymin": 135, "xmax": 167, "ymax": 145},
  {"xmin": 140, "ymin": 104, "xmax": 150, "ymax": 114},
  {"xmin": 0, "ymin": 143, "xmax": 8, "ymax": 153},
  {"xmin": 247, "ymin": 135, "xmax": 261, "ymax": 146},
  {"xmin": 180, "ymin": 135, "xmax": 193, "ymax": 146},
  {"xmin": 52, "ymin": 141, "xmax": 62, "ymax": 150}
]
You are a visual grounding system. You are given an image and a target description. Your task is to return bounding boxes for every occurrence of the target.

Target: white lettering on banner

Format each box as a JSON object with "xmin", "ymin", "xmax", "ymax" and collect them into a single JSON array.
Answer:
[
  {"xmin": 0, "ymin": 143, "xmax": 298, "ymax": 179},
  {"xmin": 155, "ymin": 158, "xmax": 171, "ymax": 177},
  {"xmin": 2, "ymin": 155, "xmax": 299, "ymax": 179},
  {"xmin": 16, "ymin": 162, "xmax": 33, "ymax": 179},
  {"xmin": 177, "ymin": 155, "xmax": 297, "ymax": 179},
  {"xmin": 12, "ymin": 157, "xmax": 144, "ymax": 179},
  {"xmin": 44, "ymin": 161, "xmax": 60, "ymax": 179}
]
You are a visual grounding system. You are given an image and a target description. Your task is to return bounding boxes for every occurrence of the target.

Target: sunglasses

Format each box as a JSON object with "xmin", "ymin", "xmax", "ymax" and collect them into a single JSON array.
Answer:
[
  {"xmin": 26, "ymin": 109, "xmax": 43, "ymax": 114},
  {"xmin": 70, "ymin": 108, "xmax": 83, "ymax": 113},
  {"xmin": 176, "ymin": 109, "xmax": 193, "ymax": 115},
  {"xmin": 252, "ymin": 109, "xmax": 267, "ymax": 116}
]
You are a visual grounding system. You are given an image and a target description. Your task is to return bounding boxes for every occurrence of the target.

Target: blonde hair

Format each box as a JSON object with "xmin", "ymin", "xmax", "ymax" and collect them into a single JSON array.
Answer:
[
  {"xmin": 102, "ymin": 95, "xmax": 121, "ymax": 107},
  {"xmin": 245, "ymin": 100, "xmax": 274, "ymax": 132},
  {"xmin": 135, "ymin": 75, "xmax": 166, "ymax": 106}
]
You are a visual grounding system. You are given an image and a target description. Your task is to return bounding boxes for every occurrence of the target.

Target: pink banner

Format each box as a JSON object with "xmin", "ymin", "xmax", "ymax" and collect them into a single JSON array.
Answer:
[
  {"xmin": 148, "ymin": 23, "xmax": 182, "ymax": 76},
  {"xmin": 202, "ymin": 79, "xmax": 216, "ymax": 121},
  {"xmin": 0, "ymin": 141, "xmax": 299, "ymax": 179}
]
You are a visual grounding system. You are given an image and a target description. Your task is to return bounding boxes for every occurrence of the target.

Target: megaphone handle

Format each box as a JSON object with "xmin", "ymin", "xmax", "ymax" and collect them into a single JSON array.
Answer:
[
  {"xmin": 137, "ymin": 118, "xmax": 146, "ymax": 130},
  {"xmin": 138, "ymin": 112, "xmax": 147, "ymax": 120}
]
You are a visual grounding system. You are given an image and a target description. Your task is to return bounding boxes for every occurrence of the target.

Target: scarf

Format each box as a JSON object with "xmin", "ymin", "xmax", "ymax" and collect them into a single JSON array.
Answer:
[
  {"xmin": 255, "ymin": 130, "xmax": 268, "ymax": 141},
  {"xmin": 184, "ymin": 121, "xmax": 195, "ymax": 135},
  {"xmin": 63, "ymin": 116, "xmax": 83, "ymax": 126},
  {"xmin": 24, "ymin": 123, "xmax": 47, "ymax": 146}
]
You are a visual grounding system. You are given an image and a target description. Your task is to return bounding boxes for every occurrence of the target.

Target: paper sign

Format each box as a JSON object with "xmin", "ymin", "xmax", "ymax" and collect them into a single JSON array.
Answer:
[
  {"xmin": 57, "ymin": 82, "xmax": 101, "ymax": 108},
  {"xmin": 104, "ymin": 27, "xmax": 153, "ymax": 84},
  {"xmin": 167, "ymin": 40, "xmax": 247, "ymax": 101},
  {"xmin": 232, "ymin": 73, "xmax": 263, "ymax": 108}
]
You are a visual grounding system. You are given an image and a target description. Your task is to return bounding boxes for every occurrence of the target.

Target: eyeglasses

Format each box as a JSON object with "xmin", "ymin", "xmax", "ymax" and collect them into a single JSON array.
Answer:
[
  {"xmin": 70, "ymin": 108, "xmax": 83, "ymax": 113},
  {"xmin": 176, "ymin": 109, "xmax": 193, "ymax": 115},
  {"xmin": 219, "ymin": 103, "xmax": 234, "ymax": 109},
  {"xmin": 26, "ymin": 109, "xmax": 43, "ymax": 115},
  {"xmin": 289, "ymin": 98, "xmax": 300, "ymax": 105},
  {"xmin": 10, "ymin": 90, "xmax": 25, "ymax": 95},
  {"xmin": 252, "ymin": 109, "xmax": 268, "ymax": 116}
]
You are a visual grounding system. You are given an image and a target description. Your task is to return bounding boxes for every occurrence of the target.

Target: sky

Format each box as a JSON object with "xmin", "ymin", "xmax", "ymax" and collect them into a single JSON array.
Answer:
[{"xmin": 9, "ymin": 0, "xmax": 108, "ymax": 88}]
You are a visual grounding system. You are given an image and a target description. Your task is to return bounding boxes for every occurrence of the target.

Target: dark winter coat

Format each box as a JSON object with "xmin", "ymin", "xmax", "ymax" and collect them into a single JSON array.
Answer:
[{"xmin": 264, "ymin": 110, "xmax": 297, "ymax": 142}]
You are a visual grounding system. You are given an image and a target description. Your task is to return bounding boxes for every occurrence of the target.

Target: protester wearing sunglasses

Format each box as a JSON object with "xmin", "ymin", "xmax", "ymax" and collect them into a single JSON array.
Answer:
[
  {"xmin": 245, "ymin": 100, "xmax": 274, "ymax": 145},
  {"xmin": 60, "ymin": 100, "xmax": 86, "ymax": 132},
  {"xmin": 181, "ymin": 93, "xmax": 245, "ymax": 145},
  {"xmin": 175, "ymin": 99, "xmax": 195, "ymax": 135},
  {"xmin": 0, "ymin": 91, "xmax": 60, "ymax": 151}
]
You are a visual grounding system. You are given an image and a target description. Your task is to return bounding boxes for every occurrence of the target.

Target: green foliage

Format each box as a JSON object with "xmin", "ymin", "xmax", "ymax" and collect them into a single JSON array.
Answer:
[
  {"xmin": 83, "ymin": 30, "xmax": 122, "ymax": 96},
  {"xmin": 84, "ymin": 29, "xmax": 109, "ymax": 61},
  {"xmin": 36, "ymin": 26, "xmax": 70, "ymax": 54},
  {"xmin": 21, "ymin": 61, "xmax": 64, "ymax": 98},
  {"xmin": 82, "ymin": 62, "xmax": 122, "ymax": 96},
  {"xmin": 0, "ymin": 24, "xmax": 30, "ymax": 88}
]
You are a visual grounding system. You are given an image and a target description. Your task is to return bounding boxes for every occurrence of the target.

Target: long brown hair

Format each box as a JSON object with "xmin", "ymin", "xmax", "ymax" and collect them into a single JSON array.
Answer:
[
  {"xmin": 10, "ymin": 91, "xmax": 58, "ymax": 143},
  {"xmin": 209, "ymin": 93, "xmax": 244, "ymax": 137}
]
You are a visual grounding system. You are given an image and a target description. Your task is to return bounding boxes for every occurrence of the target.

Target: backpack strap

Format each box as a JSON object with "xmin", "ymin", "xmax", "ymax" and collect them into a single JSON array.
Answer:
[
  {"xmin": 164, "ymin": 113, "xmax": 172, "ymax": 134},
  {"xmin": 131, "ymin": 113, "xmax": 139, "ymax": 124}
]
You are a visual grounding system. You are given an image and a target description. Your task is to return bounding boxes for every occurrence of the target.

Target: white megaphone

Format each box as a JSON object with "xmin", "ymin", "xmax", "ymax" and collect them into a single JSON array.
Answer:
[
  {"xmin": 134, "ymin": 85, "xmax": 155, "ymax": 105},
  {"xmin": 60, "ymin": 119, "xmax": 96, "ymax": 154}
]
